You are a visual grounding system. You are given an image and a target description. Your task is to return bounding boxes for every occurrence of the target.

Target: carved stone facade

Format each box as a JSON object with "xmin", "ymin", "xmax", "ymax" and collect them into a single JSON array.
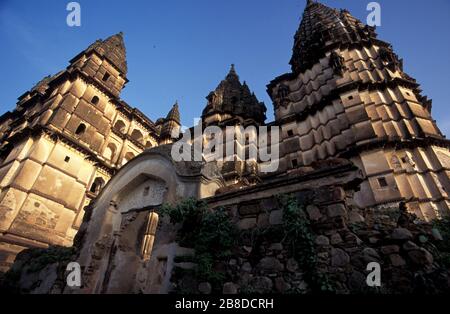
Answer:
[
  {"xmin": 1, "ymin": 0, "xmax": 450, "ymax": 291},
  {"xmin": 267, "ymin": 0, "xmax": 450, "ymax": 221},
  {"xmin": 0, "ymin": 33, "xmax": 180, "ymax": 272}
]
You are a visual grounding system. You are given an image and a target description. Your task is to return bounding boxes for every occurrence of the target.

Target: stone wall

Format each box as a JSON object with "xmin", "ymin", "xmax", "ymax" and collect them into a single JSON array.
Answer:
[
  {"xmin": 2, "ymin": 160, "xmax": 449, "ymax": 294},
  {"xmin": 170, "ymin": 180, "xmax": 450, "ymax": 294}
]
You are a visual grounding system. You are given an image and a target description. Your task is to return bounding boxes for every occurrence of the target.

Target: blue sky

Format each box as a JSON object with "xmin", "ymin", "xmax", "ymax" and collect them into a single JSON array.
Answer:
[{"xmin": 0, "ymin": 0, "xmax": 449, "ymax": 136}]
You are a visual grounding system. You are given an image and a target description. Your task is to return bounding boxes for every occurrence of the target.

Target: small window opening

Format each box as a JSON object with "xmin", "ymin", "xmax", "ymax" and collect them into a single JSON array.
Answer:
[
  {"xmin": 378, "ymin": 177, "xmax": 388, "ymax": 188},
  {"xmin": 75, "ymin": 124, "xmax": 86, "ymax": 136},
  {"xmin": 64, "ymin": 156, "xmax": 71, "ymax": 163},
  {"xmin": 292, "ymin": 159, "xmax": 299, "ymax": 168},
  {"xmin": 91, "ymin": 96, "xmax": 100, "ymax": 105},
  {"xmin": 287, "ymin": 130, "xmax": 294, "ymax": 137},
  {"xmin": 102, "ymin": 73, "xmax": 111, "ymax": 82}
]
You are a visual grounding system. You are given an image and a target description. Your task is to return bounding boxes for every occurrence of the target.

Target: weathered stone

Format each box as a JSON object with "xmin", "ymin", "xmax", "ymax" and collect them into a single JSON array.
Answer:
[
  {"xmin": 260, "ymin": 198, "xmax": 278, "ymax": 211},
  {"xmin": 306, "ymin": 205, "xmax": 322, "ymax": 221},
  {"xmin": 174, "ymin": 262, "xmax": 196, "ymax": 270},
  {"xmin": 348, "ymin": 211, "xmax": 365, "ymax": 224},
  {"xmin": 389, "ymin": 254, "xmax": 406, "ymax": 267},
  {"xmin": 257, "ymin": 257, "xmax": 284, "ymax": 272},
  {"xmin": 257, "ymin": 213, "xmax": 270, "ymax": 228},
  {"xmin": 381, "ymin": 245, "xmax": 400, "ymax": 255},
  {"xmin": 286, "ymin": 258, "xmax": 299, "ymax": 273},
  {"xmin": 403, "ymin": 241, "xmax": 419, "ymax": 251},
  {"xmin": 362, "ymin": 248, "xmax": 380, "ymax": 263},
  {"xmin": 408, "ymin": 249, "xmax": 434, "ymax": 266},
  {"xmin": 249, "ymin": 276, "xmax": 273, "ymax": 294},
  {"xmin": 238, "ymin": 218, "xmax": 257, "ymax": 230},
  {"xmin": 331, "ymin": 248, "xmax": 350, "ymax": 267},
  {"xmin": 229, "ymin": 259, "xmax": 238, "ymax": 266},
  {"xmin": 241, "ymin": 262, "xmax": 252, "ymax": 273},
  {"xmin": 269, "ymin": 243, "xmax": 283, "ymax": 251},
  {"xmin": 223, "ymin": 282, "xmax": 238, "ymax": 294},
  {"xmin": 315, "ymin": 235, "xmax": 330, "ymax": 246},
  {"xmin": 348, "ymin": 271, "xmax": 366, "ymax": 292},
  {"xmin": 391, "ymin": 228, "xmax": 413, "ymax": 241},
  {"xmin": 327, "ymin": 203, "xmax": 347, "ymax": 218},
  {"xmin": 239, "ymin": 203, "xmax": 260, "ymax": 216},
  {"xmin": 274, "ymin": 277, "xmax": 290, "ymax": 293},
  {"xmin": 330, "ymin": 233, "xmax": 343, "ymax": 245},
  {"xmin": 269, "ymin": 210, "xmax": 283, "ymax": 225},
  {"xmin": 198, "ymin": 282, "xmax": 212, "ymax": 295}
]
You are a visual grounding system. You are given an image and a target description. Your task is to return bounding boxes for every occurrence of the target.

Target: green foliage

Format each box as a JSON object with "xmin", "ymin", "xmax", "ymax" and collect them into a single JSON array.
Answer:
[
  {"xmin": 432, "ymin": 217, "xmax": 450, "ymax": 268},
  {"xmin": 278, "ymin": 194, "xmax": 334, "ymax": 294},
  {"xmin": 161, "ymin": 198, "xmax": 238, "ymax": 287},
  {"xmin": 27, "ymin": 246, "xmax": 76, "ymax": 273}
]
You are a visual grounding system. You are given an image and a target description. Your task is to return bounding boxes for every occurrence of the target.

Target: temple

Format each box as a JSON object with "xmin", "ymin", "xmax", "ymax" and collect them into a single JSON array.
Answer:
[{"xmin": 1, "ymin": 0, "xmax": 450, "ymax": 292}]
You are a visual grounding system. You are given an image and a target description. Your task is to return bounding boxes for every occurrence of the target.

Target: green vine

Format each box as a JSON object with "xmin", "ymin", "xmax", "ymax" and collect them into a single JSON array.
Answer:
[
  {"xmin": 161, "ymin": 198, "xmax": 238, "ymax": 289},
  {"xmin": 432, "ymin": 217, "xmax": 450, "ymax": 268},
  {"xmin": 278, "ymin": 194, "xmax": 334, "ymax": 293}
]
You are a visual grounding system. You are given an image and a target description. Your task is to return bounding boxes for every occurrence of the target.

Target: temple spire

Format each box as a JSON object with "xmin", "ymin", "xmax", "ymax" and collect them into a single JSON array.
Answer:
[
  {"xmin": 82, "ymin": 32, "xmax": 128, "ymax": 76},
  {"xmin": 166, "ymin": 101, "xmax": 181, "ymax": 124}
]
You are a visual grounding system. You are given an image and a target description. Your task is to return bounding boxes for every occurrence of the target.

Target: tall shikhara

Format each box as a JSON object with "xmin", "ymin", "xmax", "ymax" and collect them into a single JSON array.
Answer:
[
  {"xmin": 0, "ymin": 33, "xmax": 174, "ymax": 272},
  {"xmin": 268, "ymin": 0, "xmax": 450, "ymax": 220}
]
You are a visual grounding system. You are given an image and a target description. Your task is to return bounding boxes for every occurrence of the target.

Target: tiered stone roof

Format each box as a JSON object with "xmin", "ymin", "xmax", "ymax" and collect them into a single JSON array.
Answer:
[{"xmin": 202, "ymin": 65, "xmax": 266, "ymax": 124}]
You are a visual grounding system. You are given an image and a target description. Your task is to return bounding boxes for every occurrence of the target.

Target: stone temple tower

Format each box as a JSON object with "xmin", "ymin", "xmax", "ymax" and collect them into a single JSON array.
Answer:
[
  {"xmin": 267, "ymin": 0, "xmax": 450, "ymax": 220},
  {"xmin": 201, "ymin": 65, "xmax": 267, "ymax": 185},
  {"xmin": 0, "ymin": 33, "xmax": 158, "ymax": 271}
]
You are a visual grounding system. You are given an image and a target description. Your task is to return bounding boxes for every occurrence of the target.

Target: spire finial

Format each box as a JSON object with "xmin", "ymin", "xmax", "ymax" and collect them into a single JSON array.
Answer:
[{"xmin": 230, "ymin": 64, "xmax": 236, "ymax": 74}]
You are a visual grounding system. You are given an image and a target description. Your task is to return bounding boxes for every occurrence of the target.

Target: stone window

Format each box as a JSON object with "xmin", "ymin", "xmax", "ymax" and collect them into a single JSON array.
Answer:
[
  {"xmin": 91, "ymin": 96, "xmax": 100, "ymax": 105},
  {"xmin": 292, "ymin": 159, "xmax": 299, "ymax": 168},
  {"xmin": 75, "ymin": 123, "xmax": 86, "ymax": 136},
  {"xmin": 131, "ymin": 129, "xmax": 144, "ymax": 144},
  {"xmin": 64, "ymin": 156, "xmax": 71, "ymax": 163},
  {"xmin": 104, "ymin": 143, "xmax": 117, "ymax": 161},
  {"xmin": 287, "ymin": 130, "xmax": 294, "ymax": 137},
  {"xmin": 378, "ymin": 177, "xmax": 388, "ymax": 188},
  {"xmin": 114, "ymin": 120, "xmax": 127, "ymax": 134},
  {"xmin": 123, "ymin": 152, "xmax": 136, "ymax": 166},
  {"xmin": 102, "ymin": 72, "xmax": 111, "ymax": 82},
  {"xmin": 90, "ymin": 177, "xmax": 105, "ymax": 194}
]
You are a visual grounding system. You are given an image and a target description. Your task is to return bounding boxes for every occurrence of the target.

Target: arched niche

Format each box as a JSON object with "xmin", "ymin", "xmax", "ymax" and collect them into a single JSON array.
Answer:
[{"xmin": 131, "ymin": 129, "xmax": 144, "ymax": 144}]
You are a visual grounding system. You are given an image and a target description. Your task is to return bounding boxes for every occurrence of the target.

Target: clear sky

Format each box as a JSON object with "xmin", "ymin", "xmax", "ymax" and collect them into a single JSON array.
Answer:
[{"xmin": 0, "ymin": 0, "xmax": 449, "ymax": 136}]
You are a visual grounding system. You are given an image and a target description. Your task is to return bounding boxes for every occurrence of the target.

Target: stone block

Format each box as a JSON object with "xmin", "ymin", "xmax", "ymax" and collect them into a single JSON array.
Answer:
[
  {"xmin": 306, "ymin": 205, "xmax": 323, "ymax": 221},
  {"xmin": 249, "ymin": 276, "xmax": 273, "ymax": 294},
  {"xmin": 389, "ymin": 254, "xmax": 406, "ymax": 267},
  {"xmin": 238, "ymin": 218, "xmax": 257, "ymax": 230},
  {"xmin": 223, "ymin": 282, "xmax": 238, "ymax": 295},
  {"xmin": 331, "ymin": 248, "xmax": 350, "ymax": 267},
  {"xmin": 269, "ymin": 210, "xmax": 283, "ymax": 225},
  {"xmin": 391, "ymin": 228, "xmax": 413, "ymax": 241},
  {"xmin": 239, "ymin": 203, "xmax": 260, "ymax": 216},
  {"xmin": 327, "ymin": 203, "xmax": 347, "ymax": 218},
  {"xmin": 257, "ymin": 257, "xmax": 284, "ymax": 272},
  {"xmin": 198, "ymin": 282, "xmax": 212, "ymax": 295}
]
